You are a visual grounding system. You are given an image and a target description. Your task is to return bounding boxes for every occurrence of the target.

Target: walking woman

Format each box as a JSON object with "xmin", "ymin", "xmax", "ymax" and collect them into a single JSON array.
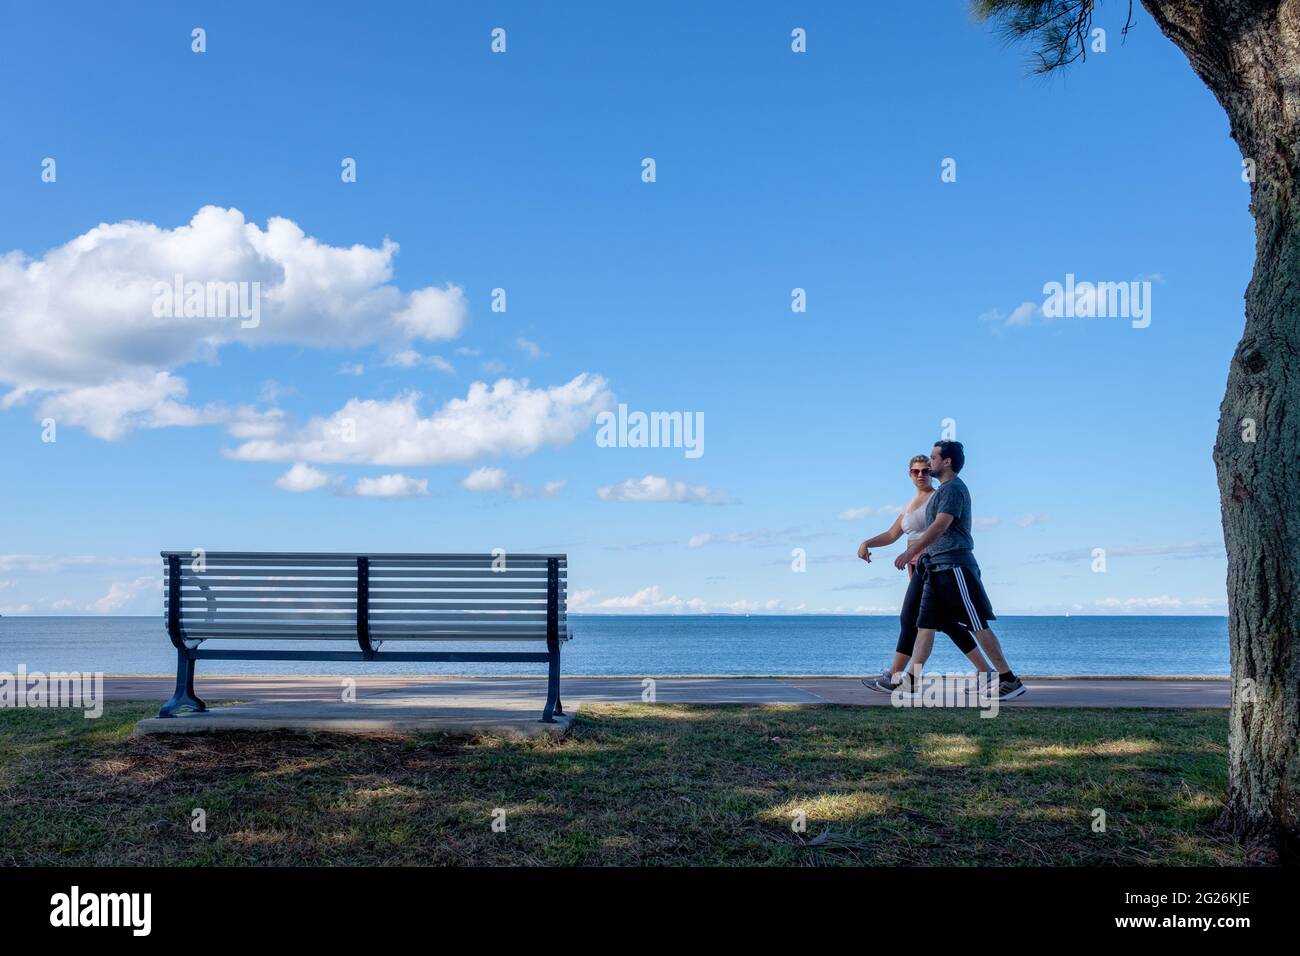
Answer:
[{"xmin": 856, "ymin": 454, "xmax": 993, "ymax": 692}]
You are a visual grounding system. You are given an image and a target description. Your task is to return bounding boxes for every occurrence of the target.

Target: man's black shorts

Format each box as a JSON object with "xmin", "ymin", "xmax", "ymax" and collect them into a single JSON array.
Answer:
[{"xmin": 917, "ymin": 562, "xmax": 996, "ymax": 633}]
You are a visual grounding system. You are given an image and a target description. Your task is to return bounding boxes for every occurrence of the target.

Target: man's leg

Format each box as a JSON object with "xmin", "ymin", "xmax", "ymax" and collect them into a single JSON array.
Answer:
[
  {"xmin": 972, "ymin": 627, "xmax": 1011, "ymax": 673},
  {"xmin": 944, "ymin": 624, "xmax": 993, "ymax": 672},
  {"xmin": 951, "ymin": 567, "xmax": 1016, "ymax": 674}
]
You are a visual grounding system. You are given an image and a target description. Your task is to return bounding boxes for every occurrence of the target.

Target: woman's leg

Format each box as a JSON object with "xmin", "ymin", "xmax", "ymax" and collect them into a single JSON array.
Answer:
[
  {"xmin": 891, "ymin": 563, "xmax": 925, "ymax": 673},
  {"xmin": 944, "ymin": 626, "xmax": 993, "ymax": 671}
]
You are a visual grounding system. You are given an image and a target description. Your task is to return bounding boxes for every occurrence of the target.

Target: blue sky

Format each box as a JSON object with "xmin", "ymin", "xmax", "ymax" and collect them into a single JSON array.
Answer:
[{"xmin": 0, "ymin": 1, "xmax": 1244, "ymax": 615}]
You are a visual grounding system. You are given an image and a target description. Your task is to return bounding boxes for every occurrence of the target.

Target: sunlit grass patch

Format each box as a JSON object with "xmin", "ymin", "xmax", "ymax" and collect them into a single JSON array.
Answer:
[
  {"xmin": 762, "ymin": 790, "xmax": 891, "ymax": 826},
  {"xmin": 917, "ymin": 733, "xmax": 980, "ymax": 767}
]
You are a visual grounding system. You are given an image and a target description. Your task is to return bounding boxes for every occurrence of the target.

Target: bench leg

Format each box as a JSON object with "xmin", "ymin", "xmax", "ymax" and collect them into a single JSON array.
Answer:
[
  {"xmin": 541, "ymin": 644, "xmax": 561, "ymax": 723},
  {"xmin": 159, "ymin": 650, "xmax": 207, "ymax": 717}
]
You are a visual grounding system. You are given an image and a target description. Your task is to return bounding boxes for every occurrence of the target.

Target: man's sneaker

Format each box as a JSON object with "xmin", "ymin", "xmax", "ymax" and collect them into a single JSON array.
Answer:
[
  {"xmin": 862, "ymin": 671, "xmax": 898, "ymax": 694},
  {"xmin": 892, "ymin": 672, "xmax": 923, "ymax": 697},
  {"xmin": 981, "ymin": 676, "xmax": 1027, "ymax": 700},
  {"xmin": 968, "ymin": 671, "xmax": 999, "ymax": 694}
]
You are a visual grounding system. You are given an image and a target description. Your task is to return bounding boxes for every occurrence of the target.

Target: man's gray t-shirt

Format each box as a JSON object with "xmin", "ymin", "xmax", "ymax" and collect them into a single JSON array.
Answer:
[{"xmin": 923, "ymin": 476, "xmax": 978, "ymax": 570}]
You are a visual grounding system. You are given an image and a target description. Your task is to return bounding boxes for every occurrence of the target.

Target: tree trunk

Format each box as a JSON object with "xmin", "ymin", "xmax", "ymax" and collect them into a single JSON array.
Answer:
[{"xmin": 1143, "ymin": 0, "xmax": 1300, "ymax": 863}]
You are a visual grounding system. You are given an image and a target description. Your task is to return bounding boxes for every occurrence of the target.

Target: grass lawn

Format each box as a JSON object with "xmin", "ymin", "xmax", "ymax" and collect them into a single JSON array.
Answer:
[{"xmin": 0, "ymin": 701, "xmax": 1243, "ymax": 866}]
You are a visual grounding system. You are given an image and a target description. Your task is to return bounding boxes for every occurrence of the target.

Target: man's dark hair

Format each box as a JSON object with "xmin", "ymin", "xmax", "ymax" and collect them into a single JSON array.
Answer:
[{"xmin": 934, "ymin": 440, "xmax": 965, "ymax": 474}]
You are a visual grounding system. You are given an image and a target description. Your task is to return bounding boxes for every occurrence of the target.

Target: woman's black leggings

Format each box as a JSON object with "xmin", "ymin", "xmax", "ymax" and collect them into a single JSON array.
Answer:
[{"xmin": 896, "ymin": 563, "xmax": 978, "ymax": 656}]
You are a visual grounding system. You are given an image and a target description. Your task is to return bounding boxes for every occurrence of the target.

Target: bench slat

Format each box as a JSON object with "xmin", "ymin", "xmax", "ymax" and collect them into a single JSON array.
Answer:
[
  {"xmin": 367, "ymin": 580, "xmax": 558, "ymax": 591},
  {"xmin": 179, "ymin": 580, "xmax": 359, "ymax": 589},
  {"xmin": 163, "ymin": 551, "xmax": 566, "ymax": 562},
  {"xmin": 181, "ymin": 630, "xmax": 550, "ymax": 641},
  {"xmin": 172, "ymin": 574, "xmax": 559, "ymax": 590},
  {"xmin": 176, "ymin": 572, "xmax": 356, "ymax": 580},
  {"xmin": 179, "ymin": 610, "xmax": 552, "ymax": 622},
  {"xmin": 171, "ymin": 589, "xmax": 561, "ymax": 602},
  {"xmin": 177, "ymin": 568, "xmax": 560, "ymax": 580},
  {"xmin": 172, "ymin": 599, "xmax": 568, "ymax": 613}
]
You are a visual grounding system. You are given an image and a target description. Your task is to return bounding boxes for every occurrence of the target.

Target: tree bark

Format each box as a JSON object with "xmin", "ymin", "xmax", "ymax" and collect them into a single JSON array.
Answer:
[{"xmin": 1143, "ymin": 0, "xmax": 1300, "ymax": 863}]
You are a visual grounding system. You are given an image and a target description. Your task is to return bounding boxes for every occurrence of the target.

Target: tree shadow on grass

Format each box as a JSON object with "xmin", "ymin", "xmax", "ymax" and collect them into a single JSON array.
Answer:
[{"xmin": 0, "ymin": 701, "xmax": 1242, "ymax": 866}]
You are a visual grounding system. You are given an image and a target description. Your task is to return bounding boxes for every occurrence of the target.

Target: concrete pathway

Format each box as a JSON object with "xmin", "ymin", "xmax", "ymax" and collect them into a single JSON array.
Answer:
[{"xmin": 120, "ymin": 674, "xmax": 1229, "ymax": 738}]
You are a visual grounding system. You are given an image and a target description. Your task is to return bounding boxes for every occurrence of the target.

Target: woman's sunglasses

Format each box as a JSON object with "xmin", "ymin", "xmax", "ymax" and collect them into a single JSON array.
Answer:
[{"xmin": 910, "ymin": 467, "xmax": 931, "ymax": 476}]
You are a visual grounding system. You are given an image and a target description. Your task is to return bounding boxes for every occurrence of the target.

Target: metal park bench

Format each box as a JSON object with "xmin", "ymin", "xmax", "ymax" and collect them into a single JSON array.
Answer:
[{"xmin": 159, "ymin": 551, "xmax": 572, "ymax": 722}]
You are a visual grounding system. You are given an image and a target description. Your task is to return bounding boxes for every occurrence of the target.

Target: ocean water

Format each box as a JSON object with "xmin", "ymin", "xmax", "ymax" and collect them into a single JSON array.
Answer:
[{"xmin": 0, "ymin": 615, "xmax": 1229, "ymax": 676}]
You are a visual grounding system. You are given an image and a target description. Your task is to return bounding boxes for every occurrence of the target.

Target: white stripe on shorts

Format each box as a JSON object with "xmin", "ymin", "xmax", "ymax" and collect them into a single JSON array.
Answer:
[{"xmin": 953, "ymin": 567, "xmax": 986, "ymax": 631}]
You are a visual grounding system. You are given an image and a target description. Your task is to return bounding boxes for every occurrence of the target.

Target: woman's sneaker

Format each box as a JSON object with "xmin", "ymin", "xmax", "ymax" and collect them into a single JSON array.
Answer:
[{"xmin": 862, "ymin": 671, "xmax": 898, "ymax": 694}]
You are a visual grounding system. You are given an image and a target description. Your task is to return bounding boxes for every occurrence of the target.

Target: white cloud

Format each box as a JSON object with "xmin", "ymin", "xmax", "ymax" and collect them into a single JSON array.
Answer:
[
  {"xmin": 462, "ymin": 467, "xmax": 565, "ymax": 499},
  {"xmin": 597, "ymin": 475, "xmax": 728, "ymax": 505},
  {"xmin": 259, "ymin": 381, "xmax": 295, "ymax": 402},
  {"xmin": 1006, "ymin": 302, "xmax": 1039, "ymax": 326},
  {"xmin": 385, "ymin": 349, "xmax": 454, "ymax": 372},
  {"xmin": 839, "ymin": 504, "xmax": 902, "ymax": 521},
  {"xmin": 462, "ymin": 466, "xmax": 509, "ymax": 492},
  {"xmin": 228, "ymin": 374, "xmax": 612, "ymax": 466},
  {"xmin": 571, "ymin": 586, "xmax": 793, "ymax": 615},
  {"xmin": 275, "ymin": 462, "xmax": 334, "ymax": 492},
  {"xmin": 579, "ymin": 585, "xmax": 709, "ymax": 612},
  {"xmin": 979, "ymin": 301, "xmax": 1040, "ymax": 328},
  {"xmin": 1016, "ymin": 513, "xmax": 1050, "ymax": 528},
  {"xmin": 567, "ymin": 588, "xmax": 597, "ymax": 608},
  {"xmin": 354, "ymin": 474, "xmax": 429, "ymax": 497},
  {"xmin": 1094, "ymin": 595, "xmax": 1222, "ymax": 612},
  {"xmin": 225, "ymin": 408, "xmax": 286, "ymax": 440},
  {"xmin": 338, "ymin": 363, "xmax": 367, "ymax": 376},
  {"xmin": 90, "ymin": 575, "xmax": 159, "ymax": 613},
  {"xmin": 0, "ymin": 554, "xmax": 155, "ymax": 573},
  {"xmin": 392, "ymin": 286, "xmax": 465, "ymax": 341},
  {"xmin": 0, "ymin": 205, "xmax": 467, "ymax": 438},
  {"xmin": 516, "ymin": 337, "xmax": 543, "ymax": 359},
  {"xmin": 33, "ymin": 373, "xmax": 287, "ymax": 441},
  {"xmin": 974, "ymin": 516, "xmax": 1001, "ymax": 530},
  {"xmin": 385, "ymin": 350, "xmax": 422, "ymax": 368},
  {"xmin": 36, "ymin": 373, "xmax": 198, "ymax": 440},
  {"xmin": 1035, "ymin": 541, "xmax": 1224, "ymax": 563},
  {"xmin": 687, "ymin": 527, "xmax": 817, "ymax": 548}
]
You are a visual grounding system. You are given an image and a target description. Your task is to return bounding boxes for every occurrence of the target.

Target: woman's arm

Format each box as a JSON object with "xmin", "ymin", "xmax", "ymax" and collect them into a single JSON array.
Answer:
[{"xmin": 858, "ymin": 515, "xmax": 905, "ymax": 561}]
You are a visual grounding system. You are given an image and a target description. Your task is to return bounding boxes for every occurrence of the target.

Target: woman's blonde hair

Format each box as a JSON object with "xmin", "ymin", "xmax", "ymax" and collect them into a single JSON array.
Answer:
[{"xmin": 909, "ymin": 454, "xmax": 929, "ymax": 467}]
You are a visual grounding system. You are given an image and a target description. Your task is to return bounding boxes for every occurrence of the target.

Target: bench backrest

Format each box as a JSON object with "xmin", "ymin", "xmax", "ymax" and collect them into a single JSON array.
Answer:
[{"xmin": 161, "ymin": 552, "xmax": 567, "ymax": 645}]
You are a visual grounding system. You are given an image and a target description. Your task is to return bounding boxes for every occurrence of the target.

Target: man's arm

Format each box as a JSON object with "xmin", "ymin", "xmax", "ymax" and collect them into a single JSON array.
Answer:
[{"xmin": 893, "ymin": 513, "xmax": 953, "ymax": 569}]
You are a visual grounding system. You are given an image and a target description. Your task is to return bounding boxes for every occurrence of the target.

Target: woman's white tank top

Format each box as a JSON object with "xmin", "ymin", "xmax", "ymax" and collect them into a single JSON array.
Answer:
[{"xmin": 901, "ymin": 499, "xmax": 930, "ymax": 540}]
